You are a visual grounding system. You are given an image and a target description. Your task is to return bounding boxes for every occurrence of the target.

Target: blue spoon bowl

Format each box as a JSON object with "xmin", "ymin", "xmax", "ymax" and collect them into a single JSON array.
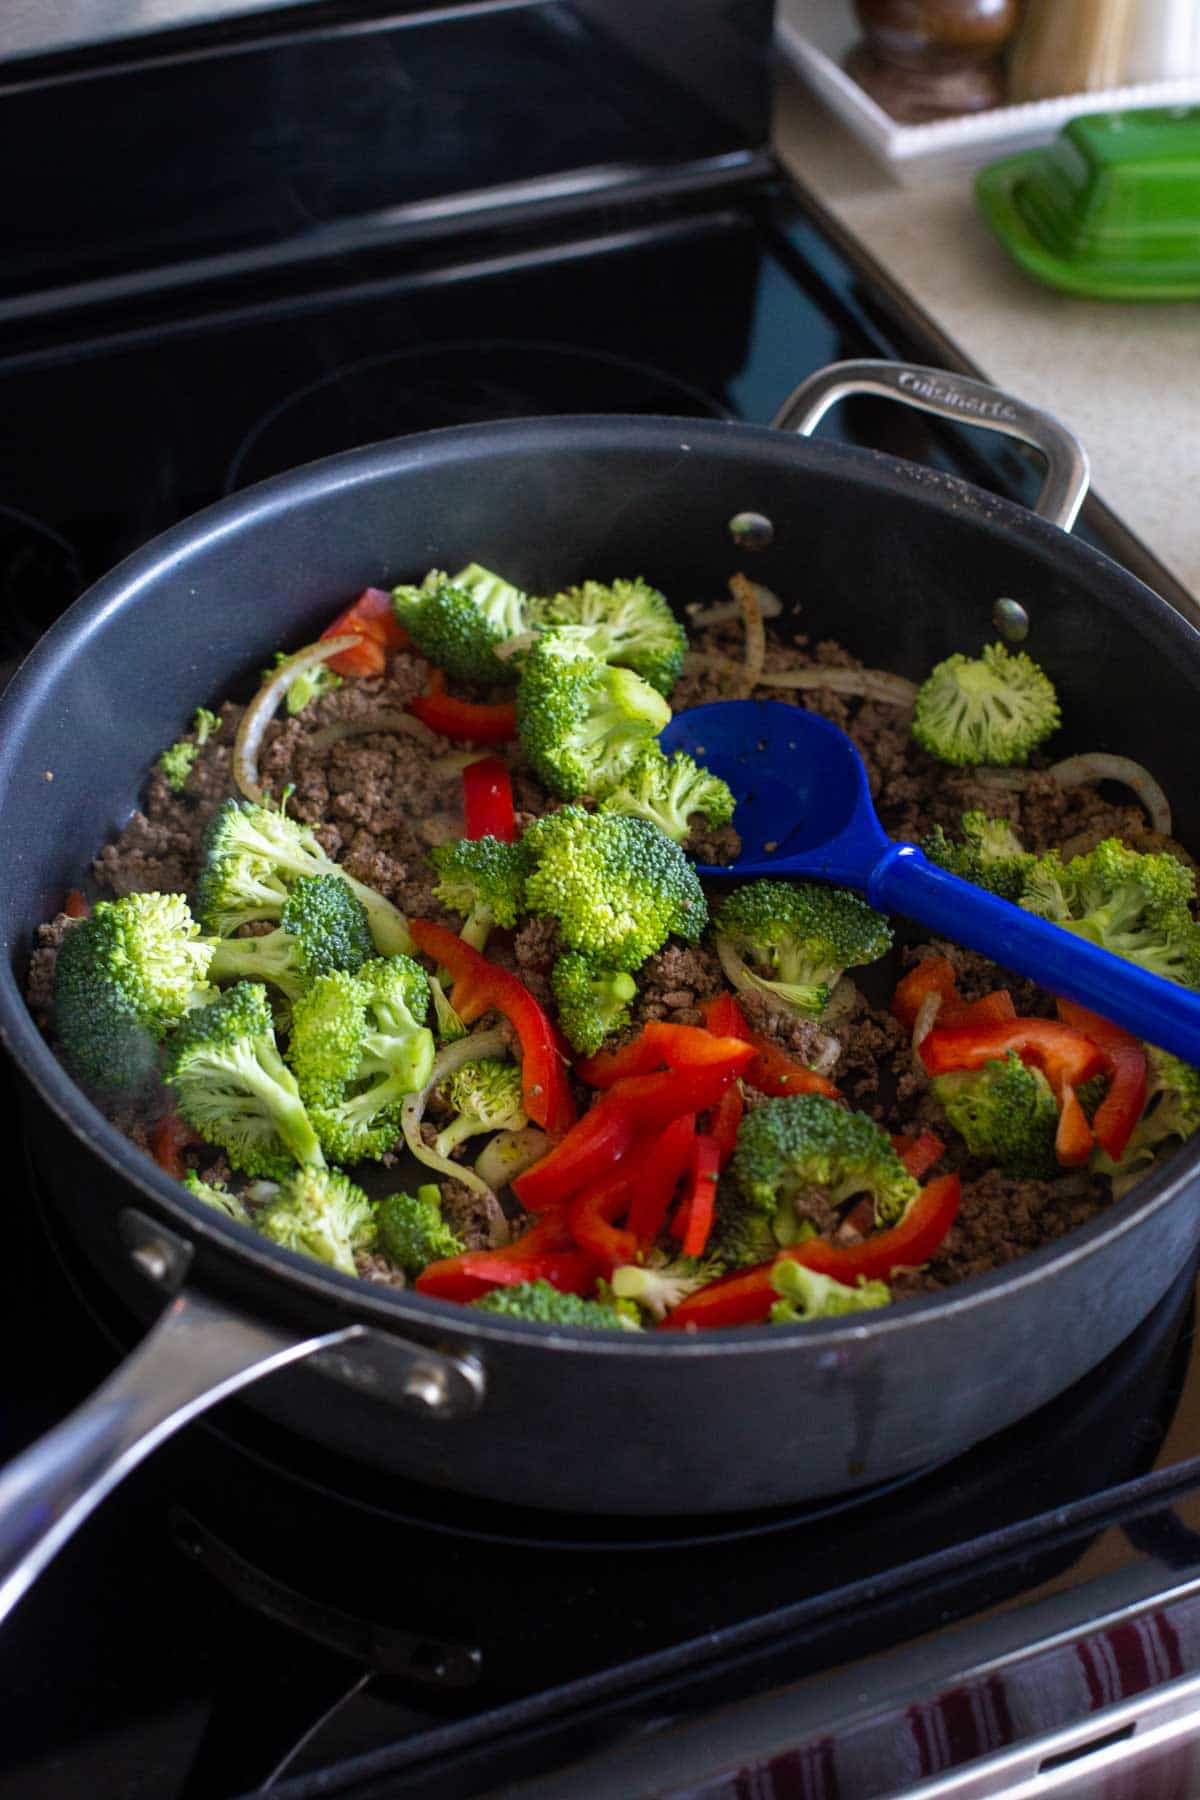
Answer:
[{"xmin": 661, "ymin": 699, "xmax": 1200, "ymax": 1063}]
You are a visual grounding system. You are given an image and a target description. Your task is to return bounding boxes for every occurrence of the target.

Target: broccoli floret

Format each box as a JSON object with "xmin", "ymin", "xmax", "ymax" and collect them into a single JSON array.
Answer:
[
  {"xmin": 528, "ymin": 577, "xmax": 688, "ymax": 697},
  {"xmin": 427, "ymin": 836, "xmax": 531, "ymax": 952},
  {"xmin": 377, "ymin": 1183, "xmax": 465, "ymax": 1274},
  {"xmin": 263, "ymin": 649, "xmax": 344, "ymax": 714},
  {"xmin": 255, "ymin": 1166, "xmax": 376, "ymax": 1276},
  {"xmin": 53, "ymin": 891, "xmax": 216, "ymax": 1090},
  {"xmin": 550, "ymin": 953, "xmax": 637, "ymax": 1056},
  {"xmin": 597, "ymin": 742, "xmax": 735, "ymax": 844},
  {"xmin": 727, "ymin": 1093, "xmax": 919, "ymax": 1240},
  {"xmin": 469, "ymin": 1279, "xmax": 640, "ymax": 1329},
  {"xmin": 1096, "ymin": 1046, "xmax": 1200, "ymax": 1195},
  {"xmin": 610, "ymin": 1253, "xmax": 726, "ymax": 1322},
  {"xmin": 922, "ymin": 810, "xmax": 1036, "ymax": 902},
  {"xmin": 1019, "ymin": 838, "xmax": 1200, "ymax": 986},
  {"xmin": 196, "ymin": 798, "xmax": 413, "ymax": 955},
  {"xmin": 163, "ymin": 981, "xmax": 324, "ymax": 1179},
  {"xmin": 768, "ymin": 1260, "xmax": 891, "ymax": 1324},
  {"xmin": 182, "ymin": 1168, "xmax": 251, "ymax": 1224},
  {"xmin": 392, "ymin": 563, "xmax": 529, "ymax": 685},
  {"xmin": 288, "ymin": 956, "xmax": 436, "ymax": 1162},
  {"xmin": 712, "ymin": 880, "xmax": 891, "ymax": 1020},
  {"xmin": 523, "ymin": 807, "xmax": 707, "ymax": 970},
  {"xmin": 428, "ymin": 973, "xmax": 469, "ymax": 1042},
  {"xmin": 911, "ymin": 643, "xmax": 1060, "ymax": 766},
  {"xmin": 515, "ymin": 631, "xmax": 671, "ymax": 801},
  {"xmin": 932, "ymin": 1052, "xmax": 1059, "ymax": 1178},
  {"xmin": 157, "ymin": 707, "xmax": 221, "ymax": 793},
  {"xmin": 208, "ymin": 874, "xmax": 374, "ymax": 1000},
  {"xmin": 710, "ymin": 1192, "xmax": 794, "ymax": 1268},
  {"xmin": 433, "ymin": 1057, "xmax": 528, "ymax": 1158}
]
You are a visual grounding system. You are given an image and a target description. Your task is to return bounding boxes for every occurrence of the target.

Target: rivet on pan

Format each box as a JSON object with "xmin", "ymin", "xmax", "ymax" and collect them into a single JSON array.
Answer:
[
  {"xmin": 130, "ymin": 1241, "xmax": 173, "ymax": 1284},
  {"xmin": 401, "ymin": 1365, "xmax": 453, "ymax": 1414},
  {"xmin": 728, "ymin": 511, "xmax": 774, "ymax": 551},
  {"xmin": 992, "ymin": 597, "xmax": 1029, "ymax": 641}
]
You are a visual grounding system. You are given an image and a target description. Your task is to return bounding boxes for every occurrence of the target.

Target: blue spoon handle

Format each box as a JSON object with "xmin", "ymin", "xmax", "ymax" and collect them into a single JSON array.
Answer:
[{"xmin": 867, "ymin": 844, "xmax": 1200, "ymax": 1064}]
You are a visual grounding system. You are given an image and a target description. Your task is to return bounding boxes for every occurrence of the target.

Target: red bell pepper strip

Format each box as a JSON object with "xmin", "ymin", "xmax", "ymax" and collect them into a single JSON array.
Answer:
[
  {"xmin": 416, "ymin": 1246, "xmax": 600, "ymax": 1302},
  {"xmin": 1055, "ymin": 1085, "xmax": 1095, "ymax": 1168},
  {"xmin": 63, "ymin": 888, "xmax": 90, "ymax": 919},
  {"xmin": 891, "ymin": 958, "xmax": 1015, "ymax": 1035},
  {"xmin": 506, "ymin": 1206, "xmax": 575, "ymax": 1254},
  {"xmin": 461, "ymin": 756, "xmax": 516, "ymax": 842},
  {"xmin": 514, "ymin": 1061, "xmax": 749, "ymax": 1212},
  {"xmin": 891, "ymin": 1128, "xmax": 945, "ymax": 1180},
  {"xmin": 706, "ymin": 1083, "xmax": 744, "ymax": 1171},
  {"xmin": 698, "ymin": 994, "xmax": 840, "ymax": 1099},
  {"xmin": 569, "ymin": 1173, "xmax": 639, "ymax": 1271},
  {"xmin": 150, "ymin": 1108, "xmax": 200, "ymax": 1181},
  {"xmin": 919, "ymin": 1017, "xmax": 1106, "ymax": 1093},
  {"xmin": 576, "ymin": 1020, "xmax": 757, "ymax": 1087},
  {"xmin": 320, "ymin": 587, "xmax": 409, "ymax": 677},
  {"xmin": 626, "ymin": 1113, "xmax": 697, "ymax": 1246},
  {"xmin": 513, "ymin": 1103, "xmax": 637, "ymax": 1212},
  {"xmin": 407, "ymin": 918, "xmax": 575, "ymax": 1138},
  {"xmin": 680, "ymin": 1135, "xmax": 721, "ymax": 1258},
  {"xmin": 659, "ymin": 1173, "xmax": 962, "ymax": 1329},
  {"xmin": 1054, "ymin": 999, "xmax": 1147, "ymax": 1163},
  {"xmin": 953, "ymin": 991, "xmax": 1017, "ymax": 1027},
  {"xmin": 409, "ymin": 668, "xmax": 517, "ymax": 744}
]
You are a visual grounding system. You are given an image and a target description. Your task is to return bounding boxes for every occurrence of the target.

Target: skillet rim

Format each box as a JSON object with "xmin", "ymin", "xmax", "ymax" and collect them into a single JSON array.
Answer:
[{"xmin": 1, "ymin": 410, "xmax": 1198, "ymax": 1356}]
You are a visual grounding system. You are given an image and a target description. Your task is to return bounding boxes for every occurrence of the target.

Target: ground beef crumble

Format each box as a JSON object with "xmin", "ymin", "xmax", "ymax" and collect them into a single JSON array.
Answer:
[{"xmin": 30, "ymin": 606, "xmax": 1164, "ymax": 1300}]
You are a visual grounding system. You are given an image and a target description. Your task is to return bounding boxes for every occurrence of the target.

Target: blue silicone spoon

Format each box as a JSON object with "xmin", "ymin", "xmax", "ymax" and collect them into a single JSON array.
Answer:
[{"xmin": 661, "ymin": 699, "xmax": 1200, "ymax": 1063}]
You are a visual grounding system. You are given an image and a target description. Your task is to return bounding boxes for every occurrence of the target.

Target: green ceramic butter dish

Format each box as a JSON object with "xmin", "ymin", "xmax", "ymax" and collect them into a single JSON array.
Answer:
[{"xmin": 976, "ymin": 107, "xmax": 1200, "ymax": 299}]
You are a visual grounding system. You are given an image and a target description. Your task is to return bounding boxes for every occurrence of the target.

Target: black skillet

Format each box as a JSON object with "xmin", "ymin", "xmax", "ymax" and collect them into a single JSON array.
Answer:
[{"xmin": 1, "ymin": 361, "xmax": 1197, "ymax": 1626}]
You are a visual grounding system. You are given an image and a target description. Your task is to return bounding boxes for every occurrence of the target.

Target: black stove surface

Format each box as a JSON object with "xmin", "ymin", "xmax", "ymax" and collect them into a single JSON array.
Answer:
[{"xmin": 4, "ymin": 18, "xmax": 1200, "ymax": 1792}]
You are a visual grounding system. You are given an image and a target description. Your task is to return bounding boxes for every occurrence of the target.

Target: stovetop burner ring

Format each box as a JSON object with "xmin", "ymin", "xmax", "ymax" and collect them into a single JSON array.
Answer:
[{"xmin": 224, "ymin": 336, "xmax": 732, "ymax": 493}]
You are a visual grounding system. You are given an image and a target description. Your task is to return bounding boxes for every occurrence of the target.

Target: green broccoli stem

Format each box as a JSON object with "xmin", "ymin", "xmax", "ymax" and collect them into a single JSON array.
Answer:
[
  {"xmin": 459, "ymin": 908, "xmax": 493, "ymax": 953},
  {"xmin": 230, "ymin": 1040, "xmax": 326, "ymax": 1169},
  {"xmin": 433, "ymin": 1114, "xmax": 485, "ymax": 1158}
]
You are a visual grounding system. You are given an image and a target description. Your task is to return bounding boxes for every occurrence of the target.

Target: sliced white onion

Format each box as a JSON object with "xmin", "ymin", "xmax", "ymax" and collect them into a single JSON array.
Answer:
[
  {"xmin": 912, "ymin": 992, "xmax": 942, "ymax": 1051},
  {"xmin": 474, "ymin": 1125, "xmax": 549, "ymax": 1192},
  {"xmin": 757, "ymin": 665, "xmax": 917, "ymax": 706},
  {"xmin": 399, "ymin": 1025, "xmax": 509, "ymax": 1195},
  {"xmin": 429, "ymin": 748, "xmax": 495, "ymax": 781},
  {"xmin": 682, "ymin": 649, "xmax": 745, "ymax": 680},
  {"xmin": 809, "ymin": 1032, "xmax": 843, "ymax": 1078},
  {"xmin": 418, "ymin": 810, "xmax": 465, "ymax": 847},
  {"xmin": 730, "ymin": 572, "xmax": 765, "ymax": 696},
  {"xmin": 1047, "ymin": 753, "xmax": 1172, "ymax": 835},
  {"xmin": 971, "ymin": 767, "xmax": 1029, "ymax": 793},
  {"xmin": 687, "ymin": 583, "xmax": 782, "ymax": 627},
  {"xmin": 233, "ymin": 635, "xmax": 357, "ymax": 803},
  {"xmin": 305, "ymin": 710, "xmax": 432, "ymax": 754}
]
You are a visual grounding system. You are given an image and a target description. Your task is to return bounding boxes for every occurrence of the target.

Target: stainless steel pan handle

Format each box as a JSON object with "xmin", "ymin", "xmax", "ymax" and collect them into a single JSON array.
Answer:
[
  {"xmin": 0, "ymin": 1289, "xmax": 360, "ymax": 1627},
  {"xmin": 0, "ymin": 1244, "xmax": 486, "ymax": 1628},
  {"xmin": 772, "ymin": 358, "xmax": 1091, "ymax": 532}
]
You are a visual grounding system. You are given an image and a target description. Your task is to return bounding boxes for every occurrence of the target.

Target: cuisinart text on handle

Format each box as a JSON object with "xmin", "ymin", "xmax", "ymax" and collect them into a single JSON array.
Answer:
[{"xmin": 898, "ymin": 371, "xmax": 1018, "ymax": 423}]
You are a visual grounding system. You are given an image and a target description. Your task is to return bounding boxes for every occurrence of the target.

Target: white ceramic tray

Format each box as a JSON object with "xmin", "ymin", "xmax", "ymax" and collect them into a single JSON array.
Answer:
[{"xmin": 776, "ymin": 0, "xmax": 1200, "ymax": 185}]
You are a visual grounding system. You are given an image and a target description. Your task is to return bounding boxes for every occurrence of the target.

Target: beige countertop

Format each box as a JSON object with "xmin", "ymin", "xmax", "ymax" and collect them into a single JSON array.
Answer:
[{"xmin": 771, "ymin": 61, "xmax": 1200, "ymax": 603}]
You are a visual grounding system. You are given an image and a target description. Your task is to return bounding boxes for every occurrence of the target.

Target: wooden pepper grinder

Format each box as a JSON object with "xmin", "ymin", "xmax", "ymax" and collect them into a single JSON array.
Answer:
[{"xmin": 846, "ymin": 0, "xmax": 1021, "ymax": 122}]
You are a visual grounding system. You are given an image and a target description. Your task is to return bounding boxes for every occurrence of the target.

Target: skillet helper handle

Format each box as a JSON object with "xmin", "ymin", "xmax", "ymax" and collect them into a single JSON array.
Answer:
[
  {"xmin": 0, "ymin": 1287, "xmax": 362, "ymax": 1629},
  {"xmin": 868, "ymin": 845, "xmax": 1200, "ymax": 1064},
  {"xmin": 772, "ymin": 358, "xmax": 1091, "ymax": 532}
]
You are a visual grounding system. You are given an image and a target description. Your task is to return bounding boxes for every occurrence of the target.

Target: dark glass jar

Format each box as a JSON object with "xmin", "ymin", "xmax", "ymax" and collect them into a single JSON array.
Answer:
[{"xmin": 846, "ymin": 0, "xmax": 1021, "ymax": 122}]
